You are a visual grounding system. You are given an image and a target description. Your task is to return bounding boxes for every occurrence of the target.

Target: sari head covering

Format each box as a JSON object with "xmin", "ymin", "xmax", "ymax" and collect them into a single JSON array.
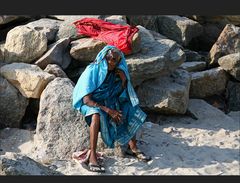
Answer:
[
  {"xmin": 72, "ymin": 45, "xmax": 139, "ymax": 110},
  {"xmin": 72, "ymin": 45, "xmax": 146, "ymax": 148}
]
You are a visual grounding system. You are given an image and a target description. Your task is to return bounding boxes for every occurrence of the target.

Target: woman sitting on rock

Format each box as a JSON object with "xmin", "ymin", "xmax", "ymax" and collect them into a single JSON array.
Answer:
[{"xmin": 72, "ymin": 45, "xmax": 151, "ymax": 173}]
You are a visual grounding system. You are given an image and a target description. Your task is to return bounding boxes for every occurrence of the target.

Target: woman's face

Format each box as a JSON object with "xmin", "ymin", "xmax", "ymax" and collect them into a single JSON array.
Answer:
[{"xmin": 107, "ymin": 52, "xmax": 121, "ymax": 71}]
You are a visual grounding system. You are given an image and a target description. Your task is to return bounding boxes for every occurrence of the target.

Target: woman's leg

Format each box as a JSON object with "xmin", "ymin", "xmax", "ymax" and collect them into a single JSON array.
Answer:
[
  {"xmin": 89, "ymin": 113, "xmax": 100, "ymax": 165},
  {"xmin": 128, "ymin": 136, "xmax": 138, "ymax": 151},
  {"xmin": 128, "ymin": 136, "xmax": 151, "ymax": 162}
]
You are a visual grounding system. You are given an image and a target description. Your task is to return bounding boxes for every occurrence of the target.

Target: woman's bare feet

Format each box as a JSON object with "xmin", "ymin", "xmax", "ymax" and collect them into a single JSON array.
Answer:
[
  {"xmin": 127, "ymin": 139, "xmax": 151, "ymax": 162},
  {"xmin": 128, "ymin": 139, "xmax": 138, "ymax": 151},
  {"xmin": 87, "ymin": 150, "xmax": 105, "ymax": 173},
  {"xmin": 89, "ymin": 150, "xmax": 98, "ymax": 165}
]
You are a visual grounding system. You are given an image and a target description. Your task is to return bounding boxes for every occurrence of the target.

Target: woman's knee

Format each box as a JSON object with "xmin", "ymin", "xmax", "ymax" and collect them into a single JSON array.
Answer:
[{"xmin": 91, "ymin": 113, "xmax": 100, "ymax": 123}]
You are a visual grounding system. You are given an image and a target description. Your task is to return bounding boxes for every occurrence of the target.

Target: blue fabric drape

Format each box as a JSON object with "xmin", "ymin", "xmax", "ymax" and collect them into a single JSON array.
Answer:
[{"xmin": 72, "ymin": 45, "xmax": 146, "ymax": 148}]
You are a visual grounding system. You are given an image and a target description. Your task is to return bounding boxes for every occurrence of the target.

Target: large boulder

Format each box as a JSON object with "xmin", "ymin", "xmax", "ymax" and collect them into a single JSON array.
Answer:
[
  {"xmin": 188, "ymin": 15, "xmax": 240, "ymax": 26},
  {"xmin": 0, "ymin": 152, "xmax": 61, "ymax": 175},
  {"xmin": 187, "ymin": 99, "xmax": 237, "ymax": 127},
  {"xmin": 70, "ymin": 32, "xmax": 140, "ymax": 63},
  {"xmin": 222, "ymin": 16, "xmax": 240, "ymax": 25},
  {"xmin": 187, "ymin": 16, "xmax": 234, "ymax": 51},
  {"xmin": 0, "ymin": 61, "xmax": 7, "ymax": 69},
  {"xmin": 136, "ymin": 69, "xmax": 191, "ymax": 114},
  {"xmin": 184, "ymin": 49, "xmax": 204, "ymax": 61},
  {"xmin": 34, "ymin": 38, "xmax": 71, "ymax": 70},
  {"xmin": 0, "ymin": 76, "xmax": 29, "ymax": 128},
  {"xmin": 26, "ymin": 18, "xmax": 62, "ymax": 42},
  {"xmin": 157, "ymin": 15, "xmax": 203, "ymax": 46},
  {"xmin": 70, "ymin": 38, "xmax": 107, "ymax": 63},
  {"xmin": 0, "ymin": 16, "xmax": 34, "ymax": 42},
  {"xmin": 218, "ymin": 53, "xmax": 240, "ymax": 81},
  {"xmin": 179, "ymin": 61, "xmax": 206, "ymax": 72},
  {"xmin": 64, "ymin": 66, "xmax": 85, "ymax": 84},
  {"xmin": 0, "ymin": 128, "xmax": 34, "ymax": 156},
  {"xmin": 55, "ymin": 21, "xmax": 80, "ymax": 41},
  {"xmin": 149, "ymin": 29, "xmax": 168, "ymax": 40},
  {"xmin": 209, "ymin": 24, "xmax": 240, "ymax": 66},
  {"xmin": 190, "ymin": 67, "xmax": 228, "ymax": 98},
  {"xmin": 104, "ymin": 15, "xmax": 128, "ymax": 25},
  {"xmin": 130, "ymin": 32, "xmax": 141, "ymax": 55},
  {"xmin": 44, "ymin": 64, "xmax": 68, "ymax": 78},
  {"xmin": 198, "ymin": 23, "xmax": 223, "ymax": 51},
  {"xmin": 126, "ymin": 25, "xmax": 185, "ymax": 87},
  {"xmin": 34, "ymin": 78, "xmax": 89, "ymax": 161},
  {"xmin": 0, "ymin": 16, "xmax": 28, "ymax": 25},
  {"xmin": 226, "ymin": 81, "xmax": 240, "ymax": 111},
  {"xmin": 127, "ymin": 15, "xmax": 159, "ymax": 32},
  {"xmin": 0, "ymin": 63, "xmax": 55, "ymax": 98},
  {"xmin": 0, "ymin": 16, "xmax": 19, "ymax": 25},
  {"xmin": 4, "ymin": 26, "xmax": 48, "ymax": 63}
]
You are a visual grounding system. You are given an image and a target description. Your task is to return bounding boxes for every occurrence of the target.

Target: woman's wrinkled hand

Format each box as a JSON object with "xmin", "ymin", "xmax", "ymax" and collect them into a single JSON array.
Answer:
[{"xmin": 107, "ymin": 108, "xmax": 122, "ymax": 124}]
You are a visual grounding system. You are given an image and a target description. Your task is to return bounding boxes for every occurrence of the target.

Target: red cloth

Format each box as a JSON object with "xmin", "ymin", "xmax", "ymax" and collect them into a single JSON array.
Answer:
[{"xmin": 73, "ymin": 18, "xmax": 139, "ymax": 55}]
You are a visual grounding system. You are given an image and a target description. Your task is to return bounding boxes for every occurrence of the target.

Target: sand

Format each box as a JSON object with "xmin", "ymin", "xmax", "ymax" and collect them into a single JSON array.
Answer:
[{"xmin": 0, "ymin": 99, "xmax": 239, "ymax": 175}]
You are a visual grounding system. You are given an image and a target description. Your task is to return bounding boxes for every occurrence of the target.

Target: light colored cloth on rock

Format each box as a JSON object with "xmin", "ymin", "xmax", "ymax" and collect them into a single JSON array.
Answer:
[{"xmin": 72, "ymin": 149, "xmax": 104, "ymax": 164}]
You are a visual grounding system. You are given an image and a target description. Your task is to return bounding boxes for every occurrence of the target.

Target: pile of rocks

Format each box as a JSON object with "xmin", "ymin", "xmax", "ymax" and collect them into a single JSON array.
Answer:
[{"xmin": 0, "ymin": 15, "xmax": 239, "ymax": 175}]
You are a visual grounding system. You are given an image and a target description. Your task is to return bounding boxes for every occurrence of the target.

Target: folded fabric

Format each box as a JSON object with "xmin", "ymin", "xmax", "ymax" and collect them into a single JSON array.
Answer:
[
  {"xmin": 73, "ymin": 18, "xmax": 139, "ymax": 55},
  {"xmin": 72, "ymin": 149, "xmax": 104, "ymax": 164}
]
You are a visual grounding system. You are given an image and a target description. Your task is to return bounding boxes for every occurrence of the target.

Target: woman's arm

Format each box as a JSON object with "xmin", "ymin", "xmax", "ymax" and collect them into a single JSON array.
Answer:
[
  {"xmin": 83, "ymin": 94, "xmax": 99, "ymax": 107},
  {"xmin": 115, "ymin": 69, "xmax": 127, "ymax": 89},
  {"xmin": 83, "ymin": 94, "xmax": 109, "ymax": 113},
  {"xmin": 83, "ymin": 94, "xmax": 122, "ymax": 123}
]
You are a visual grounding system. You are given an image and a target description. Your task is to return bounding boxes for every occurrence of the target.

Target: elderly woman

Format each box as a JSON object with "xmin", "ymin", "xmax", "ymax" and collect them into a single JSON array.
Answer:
[{"xmin": 72, "ymin": 45, "xmax": 150, "ymax": 173}]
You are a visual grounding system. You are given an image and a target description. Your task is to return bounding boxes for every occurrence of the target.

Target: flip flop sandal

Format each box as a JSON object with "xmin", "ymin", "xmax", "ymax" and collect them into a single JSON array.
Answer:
[
  {"xmin": 97, "ymin": 157, "xmax": 105, "ymax": 166},
  {"xmin": 125, "ymin": 148, "xmax": 151, "ymax": 162},
  {"xmin": 88, "ymin": 162, "xmax": 105, "ymax": 173}
]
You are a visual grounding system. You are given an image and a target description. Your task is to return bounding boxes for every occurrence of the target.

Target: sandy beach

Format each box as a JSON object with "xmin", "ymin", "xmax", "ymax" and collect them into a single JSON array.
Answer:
[
  {"xmin": 2, "ymin": 99, "xmax": 237, "ymax": 175},
  {"xmin": 51, "ymin": 99, "xmax": 239, "ymax": 175}
]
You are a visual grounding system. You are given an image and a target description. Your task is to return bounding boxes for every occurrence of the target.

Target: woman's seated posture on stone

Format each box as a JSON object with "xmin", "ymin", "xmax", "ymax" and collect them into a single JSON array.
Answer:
[{"xmin": 72, "ymin": 45, "xmax": 151, "ymax": 173}]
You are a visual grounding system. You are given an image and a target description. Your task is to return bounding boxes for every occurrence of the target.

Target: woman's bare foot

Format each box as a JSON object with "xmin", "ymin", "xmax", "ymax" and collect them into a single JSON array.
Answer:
[
  {"xmin": 88, "ymin": 150, "xmax": 105, "ymax": 173},
  {"xmin": 89, "ymin": 150, "xmax": 98, "ymax": 165},
  {"xmin": 128, "ymin": 139, "xmax": 138, "ymax": 151},
  {"xmin": 127, "ymin": 139, "xmax": 151, "ymax": 162}
]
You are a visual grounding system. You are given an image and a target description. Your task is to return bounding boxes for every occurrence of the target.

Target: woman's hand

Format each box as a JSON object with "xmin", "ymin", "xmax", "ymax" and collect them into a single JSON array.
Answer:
[
  {"xmin": 106, "ymin": 108, "xmax": 122, "ymax": 124},
  {"xmin": 115, "ymin": 69, "xmax": 127, "ymax": 88},
  {"xmin": 83, "ymin": 95, "xmax": 123, "ymax": 124}
]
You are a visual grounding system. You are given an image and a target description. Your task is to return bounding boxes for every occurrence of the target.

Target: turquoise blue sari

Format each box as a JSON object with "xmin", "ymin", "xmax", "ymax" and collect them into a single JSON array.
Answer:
[{"xmin": 72, "ymin": 45, "xmax": 146, "ymax": 148}]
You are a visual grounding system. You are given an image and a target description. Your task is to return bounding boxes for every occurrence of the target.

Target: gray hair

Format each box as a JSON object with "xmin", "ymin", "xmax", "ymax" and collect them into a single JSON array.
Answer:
[{"xmin": 105, "ymin": 48, "xmax": 121, "ymax": 61}]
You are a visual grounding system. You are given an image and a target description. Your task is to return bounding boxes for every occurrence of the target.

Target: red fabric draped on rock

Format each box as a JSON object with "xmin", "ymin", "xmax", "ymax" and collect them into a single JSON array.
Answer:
[{"xmin": 73, "ymin": 18, "xmax": 139, "ymax": 55}]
